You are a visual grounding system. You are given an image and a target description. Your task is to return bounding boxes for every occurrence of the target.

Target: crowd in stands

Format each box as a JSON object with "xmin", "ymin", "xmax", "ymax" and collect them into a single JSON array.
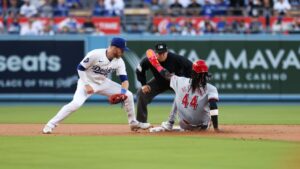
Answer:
[{"xmin": 0, "ymin": 0, "xmax": 299, "ymax": 35}]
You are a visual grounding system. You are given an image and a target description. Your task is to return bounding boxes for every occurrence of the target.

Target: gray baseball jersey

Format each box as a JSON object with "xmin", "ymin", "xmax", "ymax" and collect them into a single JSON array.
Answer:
[{"xmin": 170, "ymin": 75, "xmax": 219, "ymax": 126}]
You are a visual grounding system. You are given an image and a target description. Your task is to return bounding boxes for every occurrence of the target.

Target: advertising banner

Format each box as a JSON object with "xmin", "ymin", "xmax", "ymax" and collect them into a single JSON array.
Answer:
[
  {"xmin": 0, "ymin": 40, "xmax": 84, "ymax": 94},
  {"xmin": 126, "ymin": 40, "xmax": 300, "ymax": 95}
]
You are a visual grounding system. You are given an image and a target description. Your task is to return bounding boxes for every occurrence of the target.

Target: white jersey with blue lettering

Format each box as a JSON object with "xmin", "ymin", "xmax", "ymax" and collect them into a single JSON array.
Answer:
[
  {"xmin": 45, "ymin": 48, "xmax": 138, "ymax": 129},
  {"xmin": 170, "ymin": 75, "xmax": 219, "ymax": 126},
  {"xmin": 80, "ymin": 49, "xmax": 127, "ymax": 84}
]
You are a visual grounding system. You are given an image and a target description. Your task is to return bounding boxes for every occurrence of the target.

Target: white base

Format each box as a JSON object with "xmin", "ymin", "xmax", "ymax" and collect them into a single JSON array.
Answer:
[{"xmin": 149, "ymin": 126, "xmax": 185, "ymax": 133}]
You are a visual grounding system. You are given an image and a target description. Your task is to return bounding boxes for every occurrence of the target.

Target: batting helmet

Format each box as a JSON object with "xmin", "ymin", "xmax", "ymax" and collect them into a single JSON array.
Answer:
[{"xmin": 192, "ymin": 60, "xmax": 208, "ymax": 73}]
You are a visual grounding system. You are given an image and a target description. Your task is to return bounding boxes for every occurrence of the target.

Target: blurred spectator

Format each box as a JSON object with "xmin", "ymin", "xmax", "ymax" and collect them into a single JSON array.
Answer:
[
  {"xmin": 94, "ymin": 27, "xmax": 105, "ymax": 35},
  {"xmin": 169, "ymin": 0, "xmax": 184, "ymax": 16},
  {"xmin": 169, "ymin": 24, "xmax": 180, "ymax": 35},
  {"xmin": 5, "ymin": 0, "xmax": 21, "ymax": 18},
  {"xmin": 30, "ymin": 0, "xmax": 43, "ymax": 8},
  {"xmin": 273, "ymin": 0, "xmax": 291, "ymax": 16},
  {"xmin": 40, "ymin": 24, "xmax": 55, "ymax": 35},
  {"xmin": 232, "ymin": 19, "xmax": 248, "ymax": 34},
  {"xmin": 20, "ymin": 0, "xmax": 38, "ymax": 17},
  {"xmin": 20, "ymin": 17, "xmax": 40, "ymax": 35},
  {"xmin": 201, "ymin": 0, "xmax": 215, "ymax": 17},
  {"xmin": 45, "ymin": 17, "xmax": 59, "ymax": 33},
  {"xmin": 39, "ymin": 0, "xmax": 53, "ymax": 18},
  {"xmin": 289, "ymin": 0, "xmax": 300, "ymax": 6},
  {"xmin": 81, "ymin": 0, "xmax": 98, "ymax": 9},
  {"xmin": 249, "ymin": 17, "xmax": 263, "ymax": 33},
  {"xmin": 263, "ymin": 0, "xmax": 272, "ymax": 31},
  {"xmin": 271, "ymin": 16, "xmax": 288, "ymax": 34},
  {"xmin": 92, "ymin": 0, "xmax": 107, "ymax": 16},
  {"xmin": 159, "ymin": 0, "xmax": 170, "ymax": 13},
  {"xmin": 0, "ymin": 21, "xmax": 4, "ymax": 34},
  {"xmin": 0, "ymin": 2, "xmax": 3, "ymax": 16},
  {"xmin": 216, "ymin": 16, "xmax": 230, "ymax": 33},
  {"xmin": 181, "ymin": 21, "xmax": 197, "ymax": 35},
  {"xmin": 59, "ymin": 25, "xmax": 71, "ymax": 34},
  {"xmin": 166, "ymin": 17, "xmax": 181, "ymax": 33},
  {"xmin": 150, "ymin": 24, "xmax": 160, "ymax": 35},
  {"xmin": 66, "ymin": 0, "xmax": 82, "ymax": 9},
  {"xmin": 7, "ymin": 17, "xmax": 21, "ymax": 34},
  {"xmin": 214, "ymin": 0, "xmax": 228, "ymax": 16},
  {"xmin": 186, "ymin": 0, "xmax": 201, "ymax": 16},
  {"xmin": 53, "ymin": 0, "xmax": 69, "ymax": 16},
  {"xmin": 149, "ymin": 0, "xmax": 164, "ymax": 16},
  {"xmin": 229, "ymin": 0, "xmax": 245, "ymax": 15},
  {"xmin": 248, "ymin": 0, "xmax": 263, "ymax": 17},
  {"xmin": 198, "ymin": 16, "xmax": 216, "ymax": 33},
  {"xmin": 58, "ymin": 16, "xmax": 80, "ymax": 33},
  {"xmin": 288, "ymin": 18, "xmax": 300, "ymax": 33},
  {"xmin": 127, "ymin": 23, "xmax": 143, "ymax": 34},
  {"xmin": 81, "ymin": 16, "xmax": 95, "ymax": 34},
  {"xmin": 203, "ymin": 20, "xmax": 216, "ymax": 33},
  {"xmin": 105, "ymin": 0, "xmax": 124, "ymax": 16}
]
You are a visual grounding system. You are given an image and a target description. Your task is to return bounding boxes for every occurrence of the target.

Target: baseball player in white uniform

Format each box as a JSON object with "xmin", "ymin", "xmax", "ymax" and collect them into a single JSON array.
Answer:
[
  {"xmin": 146, "ymin": 49, "xmax": 219, "ymax": 131},
  {"xmin": 42, "ymin": 37, "xmax": 151, "ymax": 134}
]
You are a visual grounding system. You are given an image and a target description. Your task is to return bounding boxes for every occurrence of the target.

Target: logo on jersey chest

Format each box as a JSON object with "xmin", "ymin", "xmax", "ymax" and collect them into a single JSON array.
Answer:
[
  {"xmin": 91, "ymin": 65, "xmax": 116, "ymax": 76},
  {"xmin": 83, "ymin": 58, "xmax": 89, "ymax": 63}
]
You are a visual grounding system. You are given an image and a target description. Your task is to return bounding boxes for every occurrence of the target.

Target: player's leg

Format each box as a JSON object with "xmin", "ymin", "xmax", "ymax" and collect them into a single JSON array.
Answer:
[
  {"xmin": 95, "ymin": 79, "xmax": 137, "ymax": 124},
  {"xmin": 43, "ymin": 80, "xmax": 91, "ymax": 133},
  {"xmin": 95, "ymin": 79, "xmax": 151, "ymax": 130},
  {"xmin": 136, "ymin": 79, "xmax": 167, "ymax": 122}
]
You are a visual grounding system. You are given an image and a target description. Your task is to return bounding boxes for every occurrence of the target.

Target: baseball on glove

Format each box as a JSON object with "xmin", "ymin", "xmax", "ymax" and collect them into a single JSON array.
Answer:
[{"xmin": 108, "ymin": 94, "xmax": 128, "ymax": 104}]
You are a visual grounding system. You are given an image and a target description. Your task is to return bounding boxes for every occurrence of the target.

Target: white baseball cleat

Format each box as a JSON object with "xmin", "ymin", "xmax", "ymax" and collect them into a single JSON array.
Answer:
[
  {"xmin": 42, "ymin": 125, "xmax": 53, "ymax": 134},
  {"xmin": 130, "ymin": 121, "xmax": 152, "ymax": 131}
]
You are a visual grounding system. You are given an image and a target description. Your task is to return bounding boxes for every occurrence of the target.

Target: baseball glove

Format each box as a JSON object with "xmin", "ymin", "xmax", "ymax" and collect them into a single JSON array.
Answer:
[{"xmin": 108, "ymin": 94, "xmax": 128, "ymax": 104}]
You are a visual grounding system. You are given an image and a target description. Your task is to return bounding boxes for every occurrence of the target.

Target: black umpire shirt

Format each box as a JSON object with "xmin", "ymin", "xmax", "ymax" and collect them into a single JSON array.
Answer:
[{"xmin": 136, "ymin": 52, "xmax": 193, "ymax": 87}]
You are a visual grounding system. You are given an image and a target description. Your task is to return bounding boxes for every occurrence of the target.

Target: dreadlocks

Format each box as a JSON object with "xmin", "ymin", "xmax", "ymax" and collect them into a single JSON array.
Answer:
[{"xmin": 190, "ymin": 71, "xmax": 210, "ymax": 93}]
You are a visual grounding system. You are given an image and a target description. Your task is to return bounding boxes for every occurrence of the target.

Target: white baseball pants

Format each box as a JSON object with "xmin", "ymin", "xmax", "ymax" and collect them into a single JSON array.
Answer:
[{"xmin": 46, "ymin": 79, "xmax": 137, "ymax": 128}]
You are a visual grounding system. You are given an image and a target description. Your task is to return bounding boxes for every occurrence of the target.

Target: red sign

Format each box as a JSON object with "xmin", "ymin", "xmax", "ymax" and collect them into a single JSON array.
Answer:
[
  {"xmin": 153, "ymin": 16, "xmax": 295, "ymax": 34},
  {"xmin": 4, "ymin": 17, "xmax": 121, "ymax": 34}
]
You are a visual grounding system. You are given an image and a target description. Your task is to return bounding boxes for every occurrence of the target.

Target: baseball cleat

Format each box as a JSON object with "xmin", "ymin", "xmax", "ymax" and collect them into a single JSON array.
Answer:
[
  {"xmin": 130, "ymin": 122, "xmax": 152, "ymax": 131},
  {"xmin": 42, "ymin": 125, "xmax": 53, "ymax": 134}
]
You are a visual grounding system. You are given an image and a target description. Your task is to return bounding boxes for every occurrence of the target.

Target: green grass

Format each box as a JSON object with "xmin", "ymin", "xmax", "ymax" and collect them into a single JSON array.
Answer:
[
  {"xmin": 0, "ymin": 104, "xmax": 299, "ymax": 169},
  {"xmin": 0, "ymin": 136, "xmax": 299, "ymax": 169},
  {"xmin": 0, "ymin": 104, "xmax": 299, "ymax": 124}
]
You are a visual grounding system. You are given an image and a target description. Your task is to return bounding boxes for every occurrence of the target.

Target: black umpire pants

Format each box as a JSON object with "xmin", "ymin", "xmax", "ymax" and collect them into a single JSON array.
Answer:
[{"xmin": 136, "ymin": 79, "xmax": 171, "ymax": 123}]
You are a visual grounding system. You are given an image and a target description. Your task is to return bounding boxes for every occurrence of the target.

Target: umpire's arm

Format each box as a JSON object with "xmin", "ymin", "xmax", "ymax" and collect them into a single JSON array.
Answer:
[{"xmin": 135, "ymin": 57, "xmax": 149, "ymax": 85}]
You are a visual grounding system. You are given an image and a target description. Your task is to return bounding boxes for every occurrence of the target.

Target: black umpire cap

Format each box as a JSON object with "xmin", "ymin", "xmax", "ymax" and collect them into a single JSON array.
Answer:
[{"xmin": 155, "ymin": 43, "xmax": 168, "ymax": 53}]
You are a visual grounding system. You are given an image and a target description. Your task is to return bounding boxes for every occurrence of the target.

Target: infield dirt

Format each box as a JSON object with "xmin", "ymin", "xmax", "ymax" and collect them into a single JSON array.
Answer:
[{"xmin": 0, "ymin": 124, "xmax": 300, "ymax": 142}]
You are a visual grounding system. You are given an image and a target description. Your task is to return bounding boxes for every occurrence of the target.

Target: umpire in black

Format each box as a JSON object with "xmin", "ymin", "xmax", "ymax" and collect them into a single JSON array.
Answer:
[{"xmin": 136, "ymin": 43, "xmax": 193, "ymax": 123}]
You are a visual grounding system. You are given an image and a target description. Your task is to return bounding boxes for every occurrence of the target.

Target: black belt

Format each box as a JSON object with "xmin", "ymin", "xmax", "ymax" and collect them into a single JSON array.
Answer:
[{"xmin": 182, "ymin": 119, "xmax": 208, "ymax": 129}]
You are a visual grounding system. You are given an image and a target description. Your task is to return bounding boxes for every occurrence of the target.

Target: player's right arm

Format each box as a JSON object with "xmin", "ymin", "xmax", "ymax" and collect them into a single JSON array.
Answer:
[
  {"xmin": 146, "ymin": 49, "xmax": 173, "ymax": 80},
  {"xmin": 77, "ymin": 50, "xmax": 97, "ymax": 94}
]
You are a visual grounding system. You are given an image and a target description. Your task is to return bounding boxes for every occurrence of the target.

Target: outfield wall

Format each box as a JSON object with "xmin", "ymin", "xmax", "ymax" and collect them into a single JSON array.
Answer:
[{"xmin": 0, "ymin": 35, "xmax": 299, "ymax": 102}]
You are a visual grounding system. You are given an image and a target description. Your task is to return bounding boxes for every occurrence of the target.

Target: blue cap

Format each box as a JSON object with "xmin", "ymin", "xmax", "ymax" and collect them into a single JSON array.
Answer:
[{"xmin": 111, "ymin": 37, "xmax": 129, "ymax": 51}]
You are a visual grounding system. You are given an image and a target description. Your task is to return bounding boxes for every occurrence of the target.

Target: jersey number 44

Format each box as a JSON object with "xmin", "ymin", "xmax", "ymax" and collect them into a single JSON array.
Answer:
[{"xmin": 182, "ymin": 94, "xmax": 199, "ymax": 110}]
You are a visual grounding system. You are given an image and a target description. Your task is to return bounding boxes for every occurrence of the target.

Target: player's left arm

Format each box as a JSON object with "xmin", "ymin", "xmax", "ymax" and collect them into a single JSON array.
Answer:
[
  {"xmin": 209, "ymin": 99, "xmax": 219, "ymax": 131},
  {"xmin": 208, "ymin": 85, "xmax": 219, "ymax": 131},
  {"xmin": 117, "ymin": 59, "xmax": 129, "ymax": 94}
]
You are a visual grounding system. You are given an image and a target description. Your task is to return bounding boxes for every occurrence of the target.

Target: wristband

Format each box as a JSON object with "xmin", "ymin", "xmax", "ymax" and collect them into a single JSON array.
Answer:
[{"xmin": 121, "ymin": 88, "xmax": 127, "ymax": 94}]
